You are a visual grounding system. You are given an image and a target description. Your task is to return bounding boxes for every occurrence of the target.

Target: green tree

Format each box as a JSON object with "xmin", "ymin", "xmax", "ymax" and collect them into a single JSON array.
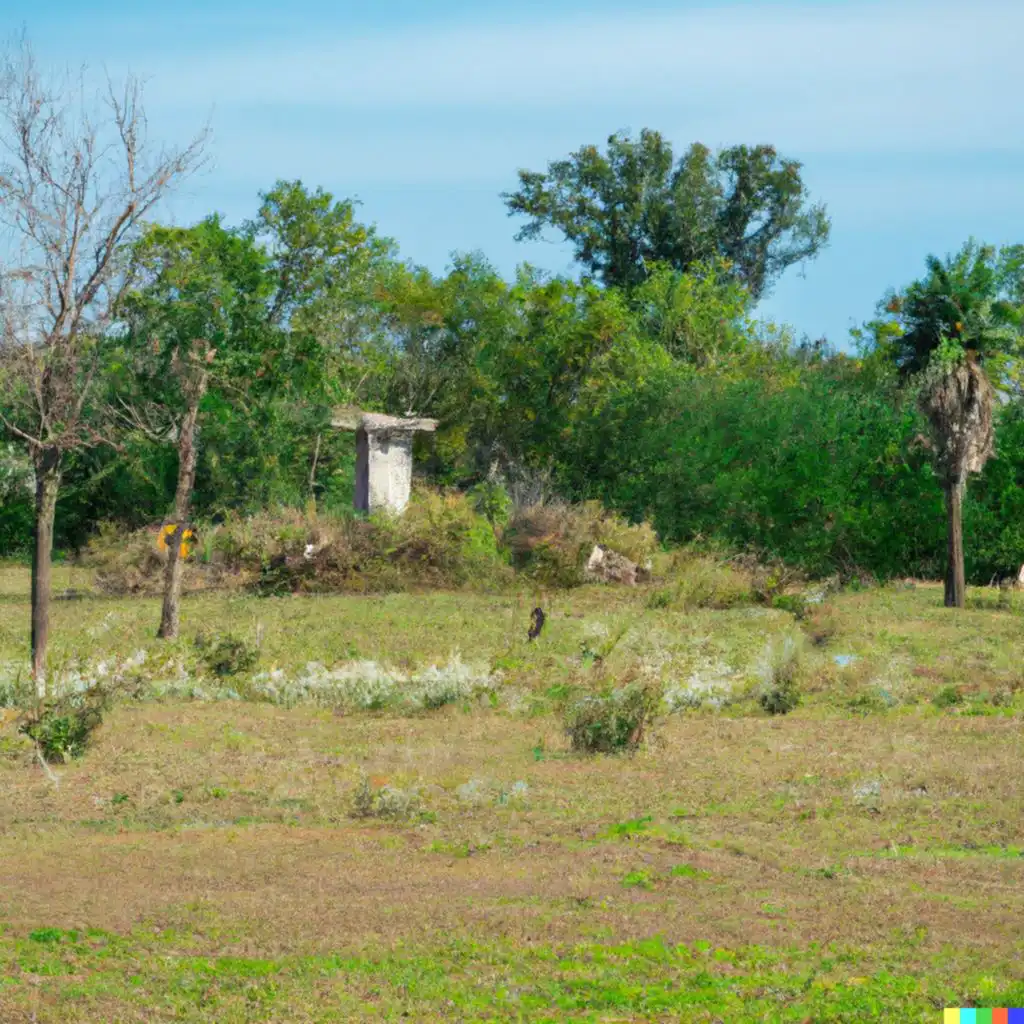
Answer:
[
  {"xmin": 112, "ymin": 218, "xmax": 273, "ymax": 635},
  {"xmin": 875, "ymin": 241, "xmax": 1023, "ymax": 606},
  {"xmin": 502, "ymin": 130, "xmax": 830, "ymax": 300}
]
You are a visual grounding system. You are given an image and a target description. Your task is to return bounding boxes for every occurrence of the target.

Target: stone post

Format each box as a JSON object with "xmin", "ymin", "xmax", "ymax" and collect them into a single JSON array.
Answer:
[{"xmin": 331, "ymin": 409, "xmax": 438, "ymax": 514}]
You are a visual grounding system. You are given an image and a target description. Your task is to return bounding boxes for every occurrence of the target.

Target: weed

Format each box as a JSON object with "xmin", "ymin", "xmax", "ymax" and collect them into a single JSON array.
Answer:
[
  {"xmin": 19, "ymin": 685, "xmax": 108, "ymax": 762},
  {"xmin": 195, "ymin": 632, "xmax": 259, "ymax": 678},
  {"xmin": 351, "ymin": 773, "xmax": 422, "ymax": 821},
  {"xmin": 933, "ymin": 684, "xmax": 965, "ymax": 709},
  {"xmin": 604, "ymin": 816, "xmax": 654, "ymax": 838},
  {"xmin": 670, "ymin": 863, "xmax": 711, "ymax": 879},
  {"xmin": 621, "ymin": 870, "xmax": 655, "ymax": 890},
  {"xmin": 772, "ymin": 593, "xmax": 809, "ymax": 619},
  {"xmin": 756, "ymin": 637, "xmax": 802, "ymax": 715},
  {"xmin": 564, "ymin": 680, "xmax": 661, "ymax": 754}
]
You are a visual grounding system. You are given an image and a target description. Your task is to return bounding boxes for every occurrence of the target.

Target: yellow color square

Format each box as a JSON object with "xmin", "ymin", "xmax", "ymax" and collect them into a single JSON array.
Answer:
[{"xmin": 945, "ymin": 1010, "xmax": 960, "ymax": 1024}]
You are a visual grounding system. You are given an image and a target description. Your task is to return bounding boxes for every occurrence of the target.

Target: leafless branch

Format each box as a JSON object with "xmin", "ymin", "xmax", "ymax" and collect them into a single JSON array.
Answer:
[{"xmin": 0, "ymin": 36, "xmax": 209, "ymax": 459}]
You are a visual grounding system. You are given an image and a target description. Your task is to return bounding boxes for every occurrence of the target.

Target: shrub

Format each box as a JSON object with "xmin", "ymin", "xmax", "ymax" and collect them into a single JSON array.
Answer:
[
  {"xmin": 82, "ymin": 521, "xmax": 218, "ymax": 597},
  {"xmin": 933, "ymin": 684, "xmax": 965, "ymax": 709},
  {"xmin": 350, "ymin": 774, "xmax": 422, "ymax": 820},
  {"xmin": 467, "ymin": 480, "xmax": 512, "ymax": 529},
  {"xmin": 505, "ymin": 500, "xmax": 658, "ymax": 587},
  {"xmin": 757, "ymin": 637, "xmax": 803, "ymax": 715},
  {"xmin": 772, "ymin": 593, "xmax": 809, "ymax": 619},
  {"xmin": 195, "ymin": 632, "xmax": 259, "ymax": 678},
  {"xmin": 564, "ymin": 680, "xmax": 661, "ymax": 754},
  {"xmin": 19, "ymin": 686, "xmax": 108, "ymax": 762},
  {"xmin": 661, "ymin": 552, "xmax": 753, "ymax": 610}
]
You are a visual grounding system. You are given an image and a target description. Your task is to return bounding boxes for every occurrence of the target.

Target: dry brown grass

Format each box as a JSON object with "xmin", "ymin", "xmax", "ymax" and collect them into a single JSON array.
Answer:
[{"xmin": 1, "ymin": 571, "xmax": 1024, "ymax": 1019}]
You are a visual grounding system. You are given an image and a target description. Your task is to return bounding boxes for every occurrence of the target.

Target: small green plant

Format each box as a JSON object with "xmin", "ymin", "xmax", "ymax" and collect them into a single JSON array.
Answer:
[
  {"xmin": 604, "ymin": 816, "xmax": 654, "ymax": 838},
  {"xmin": 621, "ymin": 870, "xmax": 654, "ymax": 890},
  {"xmin": 846, "ymin": 691, "xmax": 890, "ymax": 715},
  {"xmin": 467, "ymin": 480, "xmax": 512, "ymax": 529},
  {"xmin": 760, "ymin": 676, "xmax": 801, "ymax": 715},
  {"xmin": 112, "ymin": 792, "xmax": 130, "ymax": 806},
  {"xmin": 772, "ymin": 593, "xmax": 808, "ymax": 620},
  {"xmin": 933, "ymin": 684, "xmax": 965, "ymax": 709},
  {"xmin": 19, "ymin": 686, "xmax": 108, "ymax": 763},
  {"xmin": 195, "ymin": 631, "xmax": 259, "ymax": 678},
  {"xmin": 564, "ymin": 680, "xmax": 661, "ymax": 754},
  {"xmin": 757, "ymin": 637, "xmax": 802, "ymax": 715},
  {"xmin": 670, "ymin": 863, "xmax": 711, "ymax": 879}
]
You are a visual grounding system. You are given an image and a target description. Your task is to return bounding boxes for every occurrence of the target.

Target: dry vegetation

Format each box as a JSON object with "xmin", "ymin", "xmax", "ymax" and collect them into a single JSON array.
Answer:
[{"xmin": 1, "ymin": 561, "xmax": 1023, "ymax": 1021}]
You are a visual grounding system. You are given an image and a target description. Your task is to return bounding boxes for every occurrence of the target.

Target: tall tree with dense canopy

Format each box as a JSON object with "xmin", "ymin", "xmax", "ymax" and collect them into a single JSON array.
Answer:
[{"xmin": 502, "ymin": 130, "xmax": 830, "ymax": 300}]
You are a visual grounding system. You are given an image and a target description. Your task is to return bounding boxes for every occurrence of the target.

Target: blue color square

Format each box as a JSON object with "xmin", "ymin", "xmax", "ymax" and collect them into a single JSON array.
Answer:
[{"xmin": 1008, "ymin": 1010, "xmax": 1024, "ymax": 1023}]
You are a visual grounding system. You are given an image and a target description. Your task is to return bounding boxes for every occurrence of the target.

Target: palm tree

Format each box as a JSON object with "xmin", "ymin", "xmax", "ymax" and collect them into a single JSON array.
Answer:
[{"xmin": 885, "ymin": 241, "xmax": 1021, "ymax": 607}]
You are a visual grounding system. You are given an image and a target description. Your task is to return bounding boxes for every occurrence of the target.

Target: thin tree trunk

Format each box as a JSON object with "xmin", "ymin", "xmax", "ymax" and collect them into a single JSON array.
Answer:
[
  {"xmin": 157, "ymin": 385, "xmax": 205, "ymax": 640},
  {"xmin": 309, "ymin": 432, "xmax": 322, "ymax": 503},
  {"xmin": 944, "ymin": 479, "xmax": 966, "ymax": 609},
  {"xmin": 31, "ymin": 447, "xmax": 62, "ymax": 697}
]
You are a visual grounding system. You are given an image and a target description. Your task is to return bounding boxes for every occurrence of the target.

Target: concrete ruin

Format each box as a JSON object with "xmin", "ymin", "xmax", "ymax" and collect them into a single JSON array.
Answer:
[{"xmin": 331, "ymin": 408, "xmax": 437, "ymax": 514}]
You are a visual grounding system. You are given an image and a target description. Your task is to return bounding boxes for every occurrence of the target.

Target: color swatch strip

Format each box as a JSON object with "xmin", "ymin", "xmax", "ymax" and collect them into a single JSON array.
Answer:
[{"xmin": 944, "ymin": 1010, "xmax": 1024, "ymax": 1023}]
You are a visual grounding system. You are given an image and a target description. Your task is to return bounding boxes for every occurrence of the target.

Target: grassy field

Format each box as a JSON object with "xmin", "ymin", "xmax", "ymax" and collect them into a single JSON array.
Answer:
[{"xmin": 1, "ymin": 564, "xmax": 1023, "ymax": 1021}]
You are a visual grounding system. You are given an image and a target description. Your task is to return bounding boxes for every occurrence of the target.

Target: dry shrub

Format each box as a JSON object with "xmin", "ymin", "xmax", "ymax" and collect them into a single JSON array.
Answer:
[
  {"xmin": 82, "ymin": 522, "xmax": 223, "ymax": 597},
  {"xmin": 504, "ymin": 500, "xmax": 658, "ymax": 587},
  {"xmin": 653, "ymin": 550, "xmax": 753, "ymax": 609},
  {"xmin": 83, "ymin": 491, "xmax": 511, "ymax": 597}
]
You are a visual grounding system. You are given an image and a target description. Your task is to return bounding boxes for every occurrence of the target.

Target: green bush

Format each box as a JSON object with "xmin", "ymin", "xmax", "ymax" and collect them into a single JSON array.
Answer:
[
  {"xmin": 563, "ymin": 680, "xmax": 661, "ymax": 754},
  {"xmin": 20, "ymin": 686, "xmax": 108, "ymax": 762},
  {"xmin": 665, "ymin": 553, "xmax": 753, "ymax": 609},
  {"xmin": 772, "ymin": 593, "xmax": 809, "ymax": 619},
  {"xmin": 195, "ymin": 632, "xmax": 260, "ymax": 678},
  {"xmin": 467, "ymin": 480, "xmax": 512, "ymax": 529},
  {"xmin": 933, "ymin": 684, "xmax": 965, "ymax": 709},
  {"xmin": 757, "ymin": 638, "xmax": 803, "ymax": 715}
]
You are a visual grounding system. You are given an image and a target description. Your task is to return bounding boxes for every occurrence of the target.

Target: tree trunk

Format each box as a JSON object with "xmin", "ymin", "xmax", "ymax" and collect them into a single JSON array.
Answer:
[
  {"xmin": 31, "ymin": 447, "xmax": 62, "ymax": 697},
  {"xmin": 944, "ymin": 479, "xmax": 966, "ymax": 609},
  {"xmin": 157, "ymin": 387, "xmax": 205, "ymax": 640}
]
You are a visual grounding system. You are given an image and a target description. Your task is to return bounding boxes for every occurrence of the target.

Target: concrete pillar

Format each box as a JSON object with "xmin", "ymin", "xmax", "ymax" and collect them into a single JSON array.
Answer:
[{"xmin": 332, "ymin": 409, "xmax": 438, "ymax": 515}]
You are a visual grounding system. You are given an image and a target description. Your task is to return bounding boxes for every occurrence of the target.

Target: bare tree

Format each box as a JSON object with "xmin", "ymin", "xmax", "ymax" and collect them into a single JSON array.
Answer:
[{"xmin": 0, "ymin": 37, "xmax": 207, "ymax": 693}]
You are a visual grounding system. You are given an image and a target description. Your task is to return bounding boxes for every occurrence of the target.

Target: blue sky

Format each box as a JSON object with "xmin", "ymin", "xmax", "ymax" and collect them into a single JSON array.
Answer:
[{"xmin": 8, "ymin": 0, "xmax": 1023, "ymax": 347}]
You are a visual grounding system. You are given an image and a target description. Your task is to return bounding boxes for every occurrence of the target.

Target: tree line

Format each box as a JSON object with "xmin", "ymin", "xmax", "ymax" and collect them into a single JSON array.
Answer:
[{"xmin": 2, "ymin": 39, "xmax": 1023, "ymax": 691}]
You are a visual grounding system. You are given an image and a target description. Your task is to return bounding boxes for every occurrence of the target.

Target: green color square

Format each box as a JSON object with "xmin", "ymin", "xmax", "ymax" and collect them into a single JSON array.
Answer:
[{"xmin": 976, "ymin": 1011, "xmax": 993, "ymax": 1024}]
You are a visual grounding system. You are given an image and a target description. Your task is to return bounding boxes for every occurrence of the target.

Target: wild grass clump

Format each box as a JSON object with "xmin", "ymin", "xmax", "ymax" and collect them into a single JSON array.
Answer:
[
  {"xmin": 194, "ymin": 631, "xmax": 260, "ymax": 678},
  {"xmin": 756, "ymin": 637, "xmax": 803, "ymax": 715},
  {"xmin": 350, "ymin": 773, "xmax": 422, "ymax": 820},
  {"xmin": 505, "ymin": 500, "xmax": 658, "ymax": 587},
  {"xmin": 0, "ymin": 665, "xmax": 31, "ymax": 708},
  {"xmin": 652, "ymin": 552, "xmax": 753, "ymax": 610},
  {"xmin": 563, "ymin": 679, "xmax": 661, "ymax": 754},
  {"xmin": 19, "ymin": 685, "xmax": 108, "ymax": 762},
  {"xmin": 249, "ymin": 655, "xmax": 495, "ymax": 712},
  {"xmin": 663, "ymin": 659, "xmax": 737, "ymax": 711},
  {"xmin": 933, "ymin": 684, "xmax": 965, "ymax": 710}
]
